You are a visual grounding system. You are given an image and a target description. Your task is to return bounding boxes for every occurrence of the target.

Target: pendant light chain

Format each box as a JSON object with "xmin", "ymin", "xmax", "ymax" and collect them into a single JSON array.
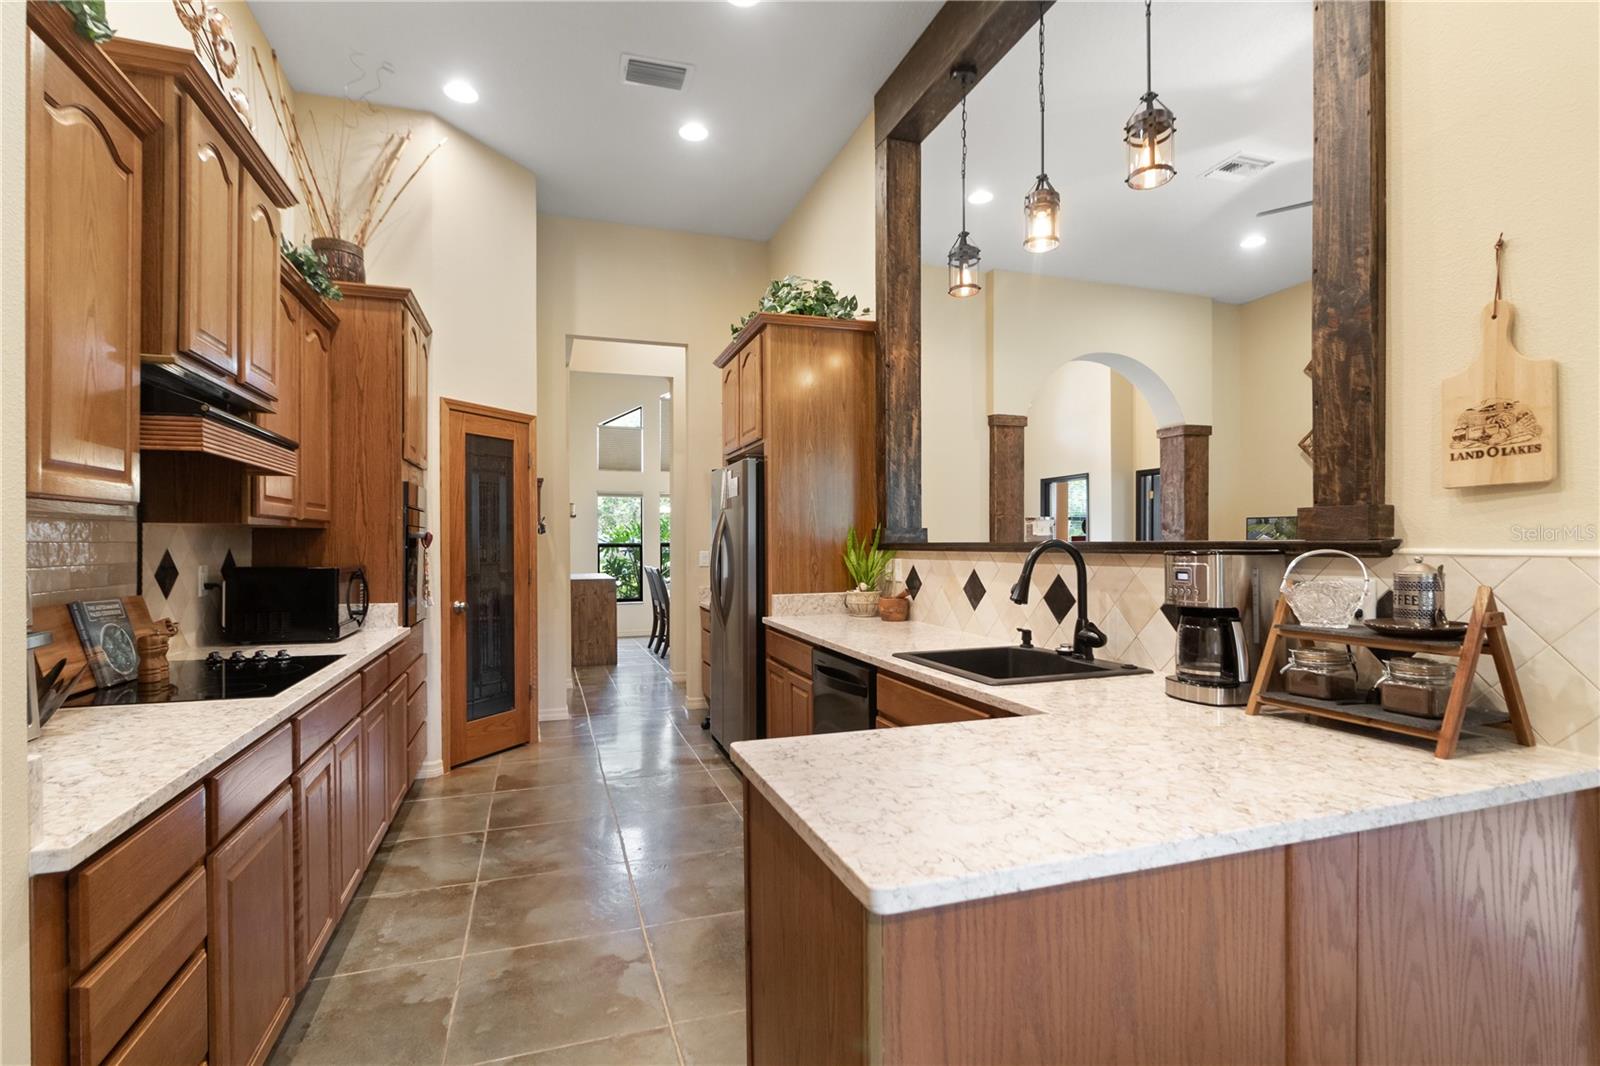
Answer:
[
  {"xmin": 960, "ymin": 90, "xmax": 969, "ymax": 232},
  {"xmin": 1144, "ymin": 0, "xmax": 1153, "ymax": 99},
  {"xmin": 1037, "ymin": 0, "xmax": 1047, "ymax": 173}
]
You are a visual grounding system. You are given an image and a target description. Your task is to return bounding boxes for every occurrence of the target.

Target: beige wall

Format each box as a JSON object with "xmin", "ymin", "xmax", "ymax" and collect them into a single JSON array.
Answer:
[
  {"xmin": 537, "ymin": 216, "xmax": 768, "ymax": 710},
  {"xmin": 920, "ymin": 264, "xmax": 989, "ymax": 541},
  {"xmin": 295, "ymin": 94, "xmax": 538, "ymax": 769},
  {"xmin": 567, "ymin": 372, "xmax": 673, "ymax": 638},
  {"xmin": 1388, "ymin": 1, "xmax": 1598, "ymax": 550},
  {"xmin": 1, "ymin": 2, "xmax": 28, "ymax": 1055},
  {"xmin": 766, "ymin": 114, "xmax": 876, "ymax": 311}
]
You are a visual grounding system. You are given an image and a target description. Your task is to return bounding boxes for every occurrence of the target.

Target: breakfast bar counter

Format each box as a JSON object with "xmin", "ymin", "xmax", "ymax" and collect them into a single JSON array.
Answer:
[{"xmin": 734, "ymin": 612, "xmax": 1600, "ymax": 1065}]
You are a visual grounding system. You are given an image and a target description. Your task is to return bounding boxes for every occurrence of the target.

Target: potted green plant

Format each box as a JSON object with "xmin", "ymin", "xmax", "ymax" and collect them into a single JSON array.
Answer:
[
  {"xmin": 842, "ymin": 525, "xmax": 895, "ymax": 618},
  {"xmin": 731, "ymin": 275, "xmax": 869, "ymax": 336}
]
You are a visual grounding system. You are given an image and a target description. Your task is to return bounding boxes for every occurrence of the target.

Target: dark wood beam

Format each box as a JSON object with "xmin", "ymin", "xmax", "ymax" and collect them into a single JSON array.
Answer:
[
  {"xmin": 876, "ymin": 137, "xmax": 925, "ymax": 543},
  {"xmin": 1300, "ymin": 1, "xmax": 1393, "ymax": 540},
  {"xmin": 874, "ymin": 1, "xmax": 1051, "ymax": 145},
  {"xmin": 1158, "ymin": 425, "xmax": 1211, "ymax": 540},
  {"xmin": 987, "ymin": 415, "xmax": 1027, "ymax": 543}
]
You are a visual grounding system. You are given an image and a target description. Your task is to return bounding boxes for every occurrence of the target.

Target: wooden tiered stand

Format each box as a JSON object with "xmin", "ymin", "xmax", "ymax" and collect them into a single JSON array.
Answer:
[{"xmin": 1245, "ymin": 585, "xmax": 1535, "ymax": 759}]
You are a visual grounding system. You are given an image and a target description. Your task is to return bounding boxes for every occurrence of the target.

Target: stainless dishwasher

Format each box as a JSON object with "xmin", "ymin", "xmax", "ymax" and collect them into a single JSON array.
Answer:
[{"xmin": 810, "ymin": 648, "xmax": 875, "ymax": 733}]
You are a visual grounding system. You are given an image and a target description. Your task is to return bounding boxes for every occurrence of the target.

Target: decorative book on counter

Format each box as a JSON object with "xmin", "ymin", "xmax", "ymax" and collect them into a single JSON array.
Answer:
[{"xmin": 67, "ymin": 599, "xmax": 141, "ymax": 689}]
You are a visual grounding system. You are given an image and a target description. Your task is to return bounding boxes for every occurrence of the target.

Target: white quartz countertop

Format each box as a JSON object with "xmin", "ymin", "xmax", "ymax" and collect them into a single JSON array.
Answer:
[
  {"xmin": 28, "ymin": 623, "xmax": 412, "ymax": 873},
  {"xmin": 731, "ymin": 614, "xmax": 1600, "ymax": 916}
]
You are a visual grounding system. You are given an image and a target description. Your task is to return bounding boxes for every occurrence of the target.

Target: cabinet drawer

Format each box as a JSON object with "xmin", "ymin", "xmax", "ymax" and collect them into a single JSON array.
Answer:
[
  {"xmin": 102, "ymin": 949, "xmax": 207, "ymax": 1066},
  {"xmin": 71, "ymin": 868, "xmax": 207, "ymax": 1066},
  {"xmin": 408, "ymin": 683, "xmax": 428, "ymax": 736},
  {"xmin": 361, "ymin": 655, "xmax": 391, "ymax": 705},
  {"xmin": 876, "ymin": 674, "xmax": 991, "ymax": 728},
  {"xmin": 68, "ymin": 786, "xmax": 205, "ymax": 970},
  {"xmin": 407, "ymin": 721, "xmax": 426, "ymax": 782},
  {"xmin": 292, "ymin": 674, "xmax": 361, "ymax": 765},
  {"xmin": 389, "ymin": 627, "xmax": 423, "ymax": 673},
  {"xmin": 766, "ymin": 629, "xmax": 812, "ymax": 676},
  {"xmin": 409, "ymin": 659, "xmax": 426, "ymax": 696},
  {"xmin": 208, "ymin": 723, "xmax": 293, "ymax": 846}
]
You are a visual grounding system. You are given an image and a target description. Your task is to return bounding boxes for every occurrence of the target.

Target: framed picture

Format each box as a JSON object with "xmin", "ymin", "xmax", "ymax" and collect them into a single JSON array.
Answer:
[{"xmin": 1245, "ymin": 516, "xmax": 1299, "ymax": 541}]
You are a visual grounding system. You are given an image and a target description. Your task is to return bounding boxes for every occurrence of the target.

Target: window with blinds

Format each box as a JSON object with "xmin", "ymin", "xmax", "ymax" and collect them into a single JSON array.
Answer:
[{"xmin": 597, "ymin": 407, "xmax": 643, "ymax": 472}]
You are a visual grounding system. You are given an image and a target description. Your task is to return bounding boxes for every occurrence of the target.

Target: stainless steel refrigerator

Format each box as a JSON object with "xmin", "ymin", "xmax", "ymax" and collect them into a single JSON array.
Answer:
[{"xmin": 708, "ymin": 458, "xmax": 763, "ymax": 750}]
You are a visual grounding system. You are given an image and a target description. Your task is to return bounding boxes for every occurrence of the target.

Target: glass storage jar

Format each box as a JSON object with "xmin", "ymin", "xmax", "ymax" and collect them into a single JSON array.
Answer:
[
  {"xmin": 1378, "ymin": 657, "xmax": 1457, "ymax": 719},
  {"xmin": 1281, "ymin": 645, "xmax": 1359, "ymax": 701}
]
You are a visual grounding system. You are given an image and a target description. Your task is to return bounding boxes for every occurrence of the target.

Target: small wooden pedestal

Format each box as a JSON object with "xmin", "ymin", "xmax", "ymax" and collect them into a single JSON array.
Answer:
[{"xmin": 1246, "ymin": 586, "xmax": 1535, "ymax": 759}]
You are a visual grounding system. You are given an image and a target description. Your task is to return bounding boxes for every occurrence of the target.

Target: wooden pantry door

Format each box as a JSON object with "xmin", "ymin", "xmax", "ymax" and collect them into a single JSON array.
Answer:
[{"xmin": 442, "ymin": 399, "xmax": 537, "ymax": 768}]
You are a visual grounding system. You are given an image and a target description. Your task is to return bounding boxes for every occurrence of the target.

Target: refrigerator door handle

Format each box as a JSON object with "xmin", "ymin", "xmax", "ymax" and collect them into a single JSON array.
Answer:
[{"xmin": 710, "ymin": 511, "xmax": 733, "ymax": 618}]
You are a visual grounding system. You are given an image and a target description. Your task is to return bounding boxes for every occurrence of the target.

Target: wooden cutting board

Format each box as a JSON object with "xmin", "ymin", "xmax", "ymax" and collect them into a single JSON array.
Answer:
[
  {"xmin": 1442, "ymin": 300, "xmax": 1558, "ymax": 487},
  {"xmin": 30, "ymin": 598, "xmax": 162, "ymax": 699}
]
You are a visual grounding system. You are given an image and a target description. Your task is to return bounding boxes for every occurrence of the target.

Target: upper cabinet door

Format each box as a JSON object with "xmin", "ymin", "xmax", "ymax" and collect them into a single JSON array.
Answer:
[
  {"xmin": 252, "ymin": 291, "xmax": 300, "ymax": 520},
  {"xmin": 237, "ymin": 172, "xmax": 283, "ymax": 400},
  {"xmin": 401, "ymin": 312, "xmax": 427, "ymax": 469},
  {"xmin": 721, "ymin": 363, "xmax": 739, "ymax": 457},
  {"xmin": 178, "ymin": 99, "xmax": 240, "ymax": 378},
  {"xmin": 738, "ymin": 335, "xmax": 763, "ymax": 447},
  {"xmin": 298, "ymin": 318, "xmax": 334, "ymax": 522},
  {"xmin": 25, "ymin": 30, "xmax": 142, "ymax": 503}
]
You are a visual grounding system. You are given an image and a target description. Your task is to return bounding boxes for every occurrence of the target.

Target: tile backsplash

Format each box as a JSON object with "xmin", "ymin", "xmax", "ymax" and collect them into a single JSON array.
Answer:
[
  {"xmin": 892, "ymin": 549, "xmax": 1600, "ymax": 756},
  {"xmin": 25, "ymin": 500, "xmax": 138, "ymax": 613},
  {"xmin": 139, "ymin": 524, "xmax": 252, "ymax": 647}
]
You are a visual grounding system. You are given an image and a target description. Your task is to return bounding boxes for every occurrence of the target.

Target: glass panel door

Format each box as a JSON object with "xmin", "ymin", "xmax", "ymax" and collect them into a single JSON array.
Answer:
[{"xmin": 465, "ymin": 433, "xmax": 517, "ymax": 722}]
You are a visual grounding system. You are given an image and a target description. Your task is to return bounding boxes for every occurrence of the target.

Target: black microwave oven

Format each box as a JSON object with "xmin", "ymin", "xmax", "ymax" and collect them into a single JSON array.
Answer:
[{"xmin": 220, "ymin": 566, "xmax": 369, "ymax": 644}]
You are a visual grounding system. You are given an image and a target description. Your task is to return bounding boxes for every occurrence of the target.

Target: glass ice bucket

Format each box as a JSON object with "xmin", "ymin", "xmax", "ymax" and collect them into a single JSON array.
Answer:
[{"xmin": 1280, "ymin": 549, "xmax": 1372, "ymax": 630}]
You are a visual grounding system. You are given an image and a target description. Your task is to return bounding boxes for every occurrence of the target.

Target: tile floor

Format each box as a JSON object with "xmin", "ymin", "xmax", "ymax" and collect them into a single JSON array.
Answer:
[{"xmin": 270, "ymin": 639, "xmax": 748, "ymax": 1066}]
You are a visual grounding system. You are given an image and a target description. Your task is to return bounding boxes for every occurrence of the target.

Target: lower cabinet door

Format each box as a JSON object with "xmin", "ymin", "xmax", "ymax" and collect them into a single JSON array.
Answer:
[
  {"xmin": 764, "ymin": 660, "xmax": 790, "ymax": 739},
  {"xmin": 332, "ymin": 720, "xmax": 364, "ymax": 912},
  {"xmin": 207, "ymin": 785, "xmax": 295, "ymax": 1066},
  {"xmin": 788, "ymin": 671, "xmax": 813, "ymax": 736},
  {"xmin": 361, "ymin": 701, "xmax": 389, "ymax": 863},
  {"xmin": 293, "ymin": 742, "xmax": 338, "ymax": 988},
  {"xmin": 385, "ymin": 680, "xmax": 408, "ymax": 819}
]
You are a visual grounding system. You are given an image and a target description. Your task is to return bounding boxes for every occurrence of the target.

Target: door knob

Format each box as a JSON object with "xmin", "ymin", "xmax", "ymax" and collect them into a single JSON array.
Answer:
[{"xmin": 452, "ymin": 600, "xmax": 467, "ymax": 614}]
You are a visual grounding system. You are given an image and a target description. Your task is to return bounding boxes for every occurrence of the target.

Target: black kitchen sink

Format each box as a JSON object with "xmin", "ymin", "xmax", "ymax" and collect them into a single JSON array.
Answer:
[{"xmin": 893, "ymin": 646, "xmax": 1150, "ymax": 686}]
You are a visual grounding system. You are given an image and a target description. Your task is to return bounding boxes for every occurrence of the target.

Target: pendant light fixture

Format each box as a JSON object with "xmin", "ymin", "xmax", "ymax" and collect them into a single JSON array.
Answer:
[
  {"xmin": 947, "ymin": 66, "xmax": 981, "ymax": 299},
  {"xmin": 1123, "ymin": 0, "xmax": 1177, "ymax": 190},
  {"xmin": 1022, "ymin": 1, "xmax": 1061, "ymax": 253}
]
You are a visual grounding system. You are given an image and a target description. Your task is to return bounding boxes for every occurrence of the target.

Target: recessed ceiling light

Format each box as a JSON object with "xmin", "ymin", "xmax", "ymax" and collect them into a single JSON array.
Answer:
[
  {"xmin": 442, "ymin": 78, "xmax": 478, "ymax": 104},
  {"xmin": 1239, "ymin": 232, "xmax": 1267, "ymax": 250},
  {"xmin": 678, "ymin": 121, "xmax": 709, "ymax": 142},
  {"xmin": 967, "ymin": 188, "xmax": 994, "ymax": 206},
  {"xmin": 729, "ymin": 0, "xmax": 759, "ymax": 7}
]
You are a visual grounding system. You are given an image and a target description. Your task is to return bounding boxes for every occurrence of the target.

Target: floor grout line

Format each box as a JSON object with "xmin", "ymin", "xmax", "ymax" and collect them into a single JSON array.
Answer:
[{"xmin": 579, "ymin": 657, "xmax": 690, "ymax": 1066}]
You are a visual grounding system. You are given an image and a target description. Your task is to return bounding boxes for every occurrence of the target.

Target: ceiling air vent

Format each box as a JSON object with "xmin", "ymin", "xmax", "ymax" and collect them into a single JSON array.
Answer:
[
  {"xmin": 1200, "ymin": 152, "xmax": 1276, "ymax": 182},
  {"xmin": 621, "ymin": 54, "xmax": 693, "ymax": 92}
]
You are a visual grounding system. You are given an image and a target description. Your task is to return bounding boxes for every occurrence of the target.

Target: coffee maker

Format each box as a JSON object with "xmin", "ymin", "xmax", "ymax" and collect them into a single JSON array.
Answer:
[{"xmin": 1162, "ymin": 550, "xmax": 1284, "ymax": 706}]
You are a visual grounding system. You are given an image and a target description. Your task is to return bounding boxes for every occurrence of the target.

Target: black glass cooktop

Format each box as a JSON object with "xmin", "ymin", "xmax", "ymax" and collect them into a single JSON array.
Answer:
[{"xmin": 69, "ymin": 652, "xmax": 343, "ymax": 706}]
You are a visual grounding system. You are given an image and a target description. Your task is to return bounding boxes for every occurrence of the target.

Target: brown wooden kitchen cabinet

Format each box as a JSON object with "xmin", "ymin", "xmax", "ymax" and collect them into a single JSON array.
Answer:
[
  {"xmin": 23, "ymin": 3, "xmax": 161, "ymax": 504},
  {"xmin": 249, "ymin": 262, "xmax": 338, "ymax": 525},
  {"xmin": 875, "ymin": 672, "xmax": 1010, "ymax": 729},
  {"xmin": 385, "ymin": 678, "xmax": 409, "ymax": 820},
  {"xmin": 720, "ymin": 362, "xmax": 740, "ymax": 457},
  {"xmin": 105, "ymin": 38, "xmax": 298, "ymax": 407},
  {"xmin": 718, "ymin": 332, "xmax": 767, "ymax": 458},
  {"xmin": 207, "ymin": 784, "xmax": 295, "ymax": 1066},
  {"xmin": 763, "ymin": 629, "xmax": 814, "ymax": 738},
  {"xmin": 361, "ymin": 699, "xmax": 389, "ymax": 864},
  {"xmin": 292, "ymin": 742, "xmax": 338, "ymax": 990},
  {"xmin": 402, "ymin": 310, "xmax": 429, "ymax": 469},
  {"xmin": 332, "ymin": 719, "xmax": 365, "ymax": 912}
]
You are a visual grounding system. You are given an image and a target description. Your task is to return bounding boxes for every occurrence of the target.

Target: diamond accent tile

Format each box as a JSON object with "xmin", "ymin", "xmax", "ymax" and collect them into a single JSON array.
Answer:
[
  {"xmin": 1042, "ymin": 574, "xmax": 1076, "ymax": 624},
  {"xmin": 962, "ymin": 569, "xmax": 986, "ymax": 610},
  {"xmin": 153, "ymin": 550, "xmax": 179, "ymax": 599},
  {"xmin": 905, "ymin": 566, "xmax": 922, "ymax": 600},
  {"xmin": 220, "ymin": 548, "xmax": 238, "ymax": 582}
]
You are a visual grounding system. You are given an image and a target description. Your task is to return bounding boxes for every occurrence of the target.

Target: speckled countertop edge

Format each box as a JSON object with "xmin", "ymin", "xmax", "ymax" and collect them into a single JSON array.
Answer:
[
  {"xmin": 29, "ymin": 621, "xmax": 412, "ymax": 873},
  {"xmin": 733, "ymin": 613, "xmax": 1600, "ymax": 916}
]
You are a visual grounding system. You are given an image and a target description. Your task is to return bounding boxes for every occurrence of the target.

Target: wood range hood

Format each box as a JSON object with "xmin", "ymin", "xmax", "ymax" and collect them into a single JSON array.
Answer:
[{"xmin": 139, "ymin": 361, "xmax": 299, "ymax": 477}]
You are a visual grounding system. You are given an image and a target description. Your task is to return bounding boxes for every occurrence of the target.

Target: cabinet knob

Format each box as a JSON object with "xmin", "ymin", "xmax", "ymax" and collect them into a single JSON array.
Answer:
[{"xmin": 452, "ymin": 600, "xmax": 467, "ymax": 614}]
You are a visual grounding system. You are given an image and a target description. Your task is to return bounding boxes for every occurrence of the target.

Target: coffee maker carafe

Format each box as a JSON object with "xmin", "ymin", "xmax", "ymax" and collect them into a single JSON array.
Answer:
[{"xmin": 1162, "ymin": 550, "xmax": 1284, "ymax": 706}]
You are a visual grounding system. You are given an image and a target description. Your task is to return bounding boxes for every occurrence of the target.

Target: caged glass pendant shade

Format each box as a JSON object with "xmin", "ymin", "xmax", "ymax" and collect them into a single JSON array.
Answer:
[
  {"xmin": 1023, "ymin": 175, "xmax": 1061, "ymax": 253},
  {"xmin": 1124, "ymin": 97, "xmax": 1176, "ymax": 189},
  {"xmin": 947, "ymin": 231, "xmax": 982, "ymax": 298}
]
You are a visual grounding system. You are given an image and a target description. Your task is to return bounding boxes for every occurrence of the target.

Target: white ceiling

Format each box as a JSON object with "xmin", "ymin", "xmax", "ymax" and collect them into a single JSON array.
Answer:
[
  {"xmin": 920, "ymin": 1, "xmax": 1313, "ymax": 304},
  {"xmin": 252, "ymin": 1, "xmax": 940, "ymax": 241}
]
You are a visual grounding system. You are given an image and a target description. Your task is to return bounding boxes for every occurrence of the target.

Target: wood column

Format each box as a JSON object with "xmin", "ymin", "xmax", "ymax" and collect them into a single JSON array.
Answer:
[
  {"xmin": 987, "ymin": 414, "xmax": 1026, "ymax": 543},
  {"xmin": 1299, "ymin": 0, "xmax": 1394, "ymax": 540},
  {"xmin": 1158, "ymin": 424, "xmax": 1210, "ymax": 540},
  {"xmin": 875, "ymin": 137, "xmax": 925, "ymax": 543}
]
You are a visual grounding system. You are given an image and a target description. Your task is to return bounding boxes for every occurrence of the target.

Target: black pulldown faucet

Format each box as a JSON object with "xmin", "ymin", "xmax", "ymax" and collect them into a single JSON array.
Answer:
[{"xmin": 1009, "ymin": 539, "xmax": 1109, "ymax": 661}]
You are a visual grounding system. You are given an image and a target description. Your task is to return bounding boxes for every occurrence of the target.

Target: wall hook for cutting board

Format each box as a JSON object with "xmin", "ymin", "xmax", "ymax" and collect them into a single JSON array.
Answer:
[{"xmin": 1490, "ymin": 232, "xmax": 1505, "ymax": 318}]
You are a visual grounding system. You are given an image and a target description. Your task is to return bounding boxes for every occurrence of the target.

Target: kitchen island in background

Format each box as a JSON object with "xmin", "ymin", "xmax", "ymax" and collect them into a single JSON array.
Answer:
[{"xmin": 733, "ymin": 612, "xmax": 1600, "ymax": 1065}]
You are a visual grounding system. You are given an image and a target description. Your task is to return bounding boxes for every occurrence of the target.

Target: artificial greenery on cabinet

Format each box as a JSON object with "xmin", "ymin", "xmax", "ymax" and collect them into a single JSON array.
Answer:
[{"xmin": 731, "ymin": 275, "xmax": 868, "ymax": 336}]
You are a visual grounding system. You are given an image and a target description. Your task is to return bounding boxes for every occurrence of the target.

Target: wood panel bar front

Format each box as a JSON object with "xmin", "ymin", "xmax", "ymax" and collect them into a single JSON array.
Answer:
[{"xmin": 744, "ymin": 788, "xmax": 1600, "ymax": 1065}]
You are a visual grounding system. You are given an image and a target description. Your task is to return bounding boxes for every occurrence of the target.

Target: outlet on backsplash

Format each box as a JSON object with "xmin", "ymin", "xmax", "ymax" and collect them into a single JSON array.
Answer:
[{"xmin": 140, "ymin": 524, "xmax": 252, "ymax": 648}]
